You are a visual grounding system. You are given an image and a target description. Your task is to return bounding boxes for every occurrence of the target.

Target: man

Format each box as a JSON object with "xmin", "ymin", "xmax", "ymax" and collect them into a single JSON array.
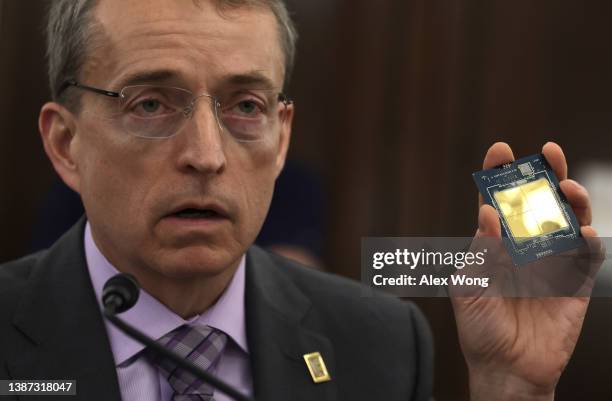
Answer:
[{"xmin": 0, "ymin": 1, "xmax": 602, "ymax": 400}]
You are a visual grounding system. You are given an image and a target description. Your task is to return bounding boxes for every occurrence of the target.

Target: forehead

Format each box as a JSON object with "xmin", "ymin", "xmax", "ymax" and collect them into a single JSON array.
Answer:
[{"xmin": 86, "ymin": 0, "xmax": 285, "ymax": 90}]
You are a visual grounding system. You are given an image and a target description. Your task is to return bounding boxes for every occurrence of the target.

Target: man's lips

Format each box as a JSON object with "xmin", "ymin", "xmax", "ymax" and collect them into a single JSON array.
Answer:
[{"xmin": 164, "ymin": 202, "xmax": 230, "ymax": 221}]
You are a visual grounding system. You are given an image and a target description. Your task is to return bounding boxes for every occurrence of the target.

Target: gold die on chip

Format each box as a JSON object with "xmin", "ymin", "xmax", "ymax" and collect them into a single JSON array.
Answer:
[{"xmin": 493, "ymin": 178, "xmax": 569, "ymax": 242}]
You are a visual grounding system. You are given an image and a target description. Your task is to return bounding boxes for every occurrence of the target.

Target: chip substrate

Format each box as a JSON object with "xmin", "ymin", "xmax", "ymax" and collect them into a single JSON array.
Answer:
[{"xmin": 473, "ymin": 153, "xmax": 584, "ymax": 265}]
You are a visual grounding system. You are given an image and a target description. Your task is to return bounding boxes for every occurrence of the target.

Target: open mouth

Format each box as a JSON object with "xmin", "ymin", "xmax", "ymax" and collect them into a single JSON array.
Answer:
[{"xmin": 171, "ymin": 208, "xmax": 225, "ymax": 219}]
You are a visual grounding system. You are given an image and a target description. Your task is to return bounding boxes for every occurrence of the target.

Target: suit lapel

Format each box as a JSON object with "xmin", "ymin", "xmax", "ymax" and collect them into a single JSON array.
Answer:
[
  {"xmin": 245, "ymin": 247, "xmax": 338, "ymax": 401},
  {"xmin": 8, "ymin": 218, "xmax": 122, "ymax": 401}
]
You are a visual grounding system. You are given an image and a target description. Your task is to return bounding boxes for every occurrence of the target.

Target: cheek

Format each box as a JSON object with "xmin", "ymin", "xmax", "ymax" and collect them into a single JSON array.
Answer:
[
  {"xmin": 229, "ymin": 139, "xmax": 280, "ymax": 234},
  {"xmin": 75, "ymin": 123, "xmax": 161, "ymax": 232}
]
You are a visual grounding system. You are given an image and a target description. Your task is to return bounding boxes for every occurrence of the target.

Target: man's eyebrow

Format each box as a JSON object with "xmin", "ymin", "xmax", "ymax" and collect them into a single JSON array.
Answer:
[
  {"xmin": 116, "ymin": 70, "xmax": 279, "ymax": 90},
  {"xmin": 221, "ymin": 71, "xmax": 277, "ymax": 90},
  {"xmin": 117, "ymin": 70, "xmax": 179, "ymax": 87}
]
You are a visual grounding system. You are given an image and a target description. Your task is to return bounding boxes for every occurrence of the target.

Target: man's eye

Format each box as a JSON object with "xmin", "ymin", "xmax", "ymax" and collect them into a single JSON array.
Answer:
[
  {"xmin": 139, "ymin": 99, "xmax": 161, "ymax": 113},
  {"xmin": 235, "ymin": 100, "xmax": 261, "ymax": 116}
]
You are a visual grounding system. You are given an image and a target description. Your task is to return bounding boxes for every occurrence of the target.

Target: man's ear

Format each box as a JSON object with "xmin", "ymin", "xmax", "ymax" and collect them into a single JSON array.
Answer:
[
  {"xmin": 275, "ymin": 102, "xmax": 294, "ymax": 177},
  {"xmin": 39, "ymin": 102, "xmax": 81, "ymax": 193}
]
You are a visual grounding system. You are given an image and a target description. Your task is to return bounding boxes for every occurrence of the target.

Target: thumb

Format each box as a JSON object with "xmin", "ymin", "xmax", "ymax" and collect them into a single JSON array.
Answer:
[{"xmin": 476, "ymin": 204, "xmax": 502, "ymax": 238}]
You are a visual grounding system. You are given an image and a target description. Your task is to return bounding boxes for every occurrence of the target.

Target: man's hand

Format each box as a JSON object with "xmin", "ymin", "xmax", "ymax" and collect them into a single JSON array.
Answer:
[{"xmin": 451, "ymin": 142, "xmax": 604, "ymax": 401}]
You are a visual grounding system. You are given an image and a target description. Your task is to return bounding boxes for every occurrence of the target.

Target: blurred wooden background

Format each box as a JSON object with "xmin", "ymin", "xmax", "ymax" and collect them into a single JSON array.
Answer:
[{"xmin": 2, "ymin": 1, "xmax": 612, "ymax": 400}]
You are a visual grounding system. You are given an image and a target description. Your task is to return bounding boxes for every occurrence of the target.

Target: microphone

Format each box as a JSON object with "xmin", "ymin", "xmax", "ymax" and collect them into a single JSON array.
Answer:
[
  {"xmin": 102, "ymin": 273, "xmax": 256, "ymax": 401},
  {"xmin": 102, "ymin": 273, "xmax": 140, "ymax": 313}
]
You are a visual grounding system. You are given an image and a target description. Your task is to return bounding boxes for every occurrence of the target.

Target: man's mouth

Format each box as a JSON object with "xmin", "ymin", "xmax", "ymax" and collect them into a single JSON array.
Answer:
[{"xmin": 171, "ymin": 208, "xmax": 225, "ymax": 219}]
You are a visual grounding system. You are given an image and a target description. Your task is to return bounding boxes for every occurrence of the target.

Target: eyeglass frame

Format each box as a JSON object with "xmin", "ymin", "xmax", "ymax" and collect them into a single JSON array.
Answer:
[{"xmin": 57, "ymin": 79, "xmax": 293, "ymax": 140}]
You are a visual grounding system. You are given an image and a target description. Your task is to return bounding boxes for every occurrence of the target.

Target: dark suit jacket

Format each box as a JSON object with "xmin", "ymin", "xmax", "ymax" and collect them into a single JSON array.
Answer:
[{"xmin": 0, "ymin": 220, "xmax": 433, "ymax": 401}]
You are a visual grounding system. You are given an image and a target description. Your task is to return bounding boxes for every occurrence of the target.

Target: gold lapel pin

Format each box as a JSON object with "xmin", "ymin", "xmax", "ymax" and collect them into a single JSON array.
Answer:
[{"xmin": 303, "ymin": 352, "xmax": 331, "ymax": 383}]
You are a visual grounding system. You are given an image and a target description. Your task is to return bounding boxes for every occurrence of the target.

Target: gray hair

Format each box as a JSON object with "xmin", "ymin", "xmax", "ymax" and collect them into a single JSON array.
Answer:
[{"xmin": 46, "ymin": 0, "xmax": 298, "ymax": 106}]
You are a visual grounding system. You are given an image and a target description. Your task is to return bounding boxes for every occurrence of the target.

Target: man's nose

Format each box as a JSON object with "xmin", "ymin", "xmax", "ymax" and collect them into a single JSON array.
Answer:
[{"xmin": 175, "ymin": 97, "xmax": 227, "ymax": 175}]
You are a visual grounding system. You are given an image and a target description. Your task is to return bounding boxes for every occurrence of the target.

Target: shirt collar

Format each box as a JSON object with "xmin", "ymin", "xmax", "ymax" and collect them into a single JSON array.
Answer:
[{"xmin": 84, "ymin": 222, "xmax": 248, "ymax": 367}]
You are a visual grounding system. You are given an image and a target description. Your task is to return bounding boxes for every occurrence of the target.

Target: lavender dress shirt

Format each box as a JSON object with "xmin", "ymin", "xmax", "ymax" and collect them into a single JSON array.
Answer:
[{"xmin": 84, "ymin": 223, "xmax": 253, "ymax": 401}]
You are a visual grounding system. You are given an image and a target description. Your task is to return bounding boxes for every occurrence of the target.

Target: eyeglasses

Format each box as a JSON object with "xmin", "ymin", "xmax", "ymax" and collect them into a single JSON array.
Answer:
[{"xmin": 59, "ymin": 79, "xmax": 292, "ymax": 141}]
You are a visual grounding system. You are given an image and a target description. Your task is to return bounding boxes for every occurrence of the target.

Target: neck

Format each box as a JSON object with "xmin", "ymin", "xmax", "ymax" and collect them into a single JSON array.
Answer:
[
  {"xmin": 132, "ymin": 261, "xmax": 240, "ymax": 319},
  {"xmin": 90, "ymin": 228, "xmax": 241, "ymax": 319}
]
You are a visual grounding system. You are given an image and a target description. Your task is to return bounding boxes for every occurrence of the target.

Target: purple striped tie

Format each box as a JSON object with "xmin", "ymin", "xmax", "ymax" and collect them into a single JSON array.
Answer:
[{"xmin": 153, "ymin": 324, "xmax": 228, "ymax": 401}]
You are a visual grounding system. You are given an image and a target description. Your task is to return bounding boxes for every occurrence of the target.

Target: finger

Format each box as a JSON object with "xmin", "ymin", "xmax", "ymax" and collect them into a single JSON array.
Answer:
[
  {"xmin": 475, "ymin": 204, "xmax": 502, "ymax": 238},
  {"xmin": 542, "ymin": 141, "xmax": 568, "ymax": 181},
  {"xmin": 560, "ymin": 179, "xmax": 592, "ymax": 226},
  {"xmin": 463, "ymin": 205, "xmax": 510, "ymax": 298},
  {"xmin": 579, "ymin": 225, "xmax": 605, "ymax": 282},
  {"xmin": 581, "ymin": 225, "xmax": 602, "ymax": 260},
  {"xmin": 581, "ymin": 225, "xmax": 598, "ymax": 238},
  {"xmin": 479, "ymin": 142, "xmax": 516, "ymax": 207},
  {"xmin": 581, "ymin": 226, "xmax": 605, "ymax": 265},
  {"xmin": 483, "ymin": 142, "xmax": 515, "ymax": 169}
]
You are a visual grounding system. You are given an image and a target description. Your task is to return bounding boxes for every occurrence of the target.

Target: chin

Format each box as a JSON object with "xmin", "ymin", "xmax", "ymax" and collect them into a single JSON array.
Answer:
[{"xmin": 151, "ymin": 247, "xmax": 241, "ymax": 279}]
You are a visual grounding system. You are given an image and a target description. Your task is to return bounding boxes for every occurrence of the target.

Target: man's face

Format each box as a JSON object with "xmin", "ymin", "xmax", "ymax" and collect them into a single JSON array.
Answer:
[{"xmin": 63, "ymin": 0, "xmax": 292, "ymax": 279}]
